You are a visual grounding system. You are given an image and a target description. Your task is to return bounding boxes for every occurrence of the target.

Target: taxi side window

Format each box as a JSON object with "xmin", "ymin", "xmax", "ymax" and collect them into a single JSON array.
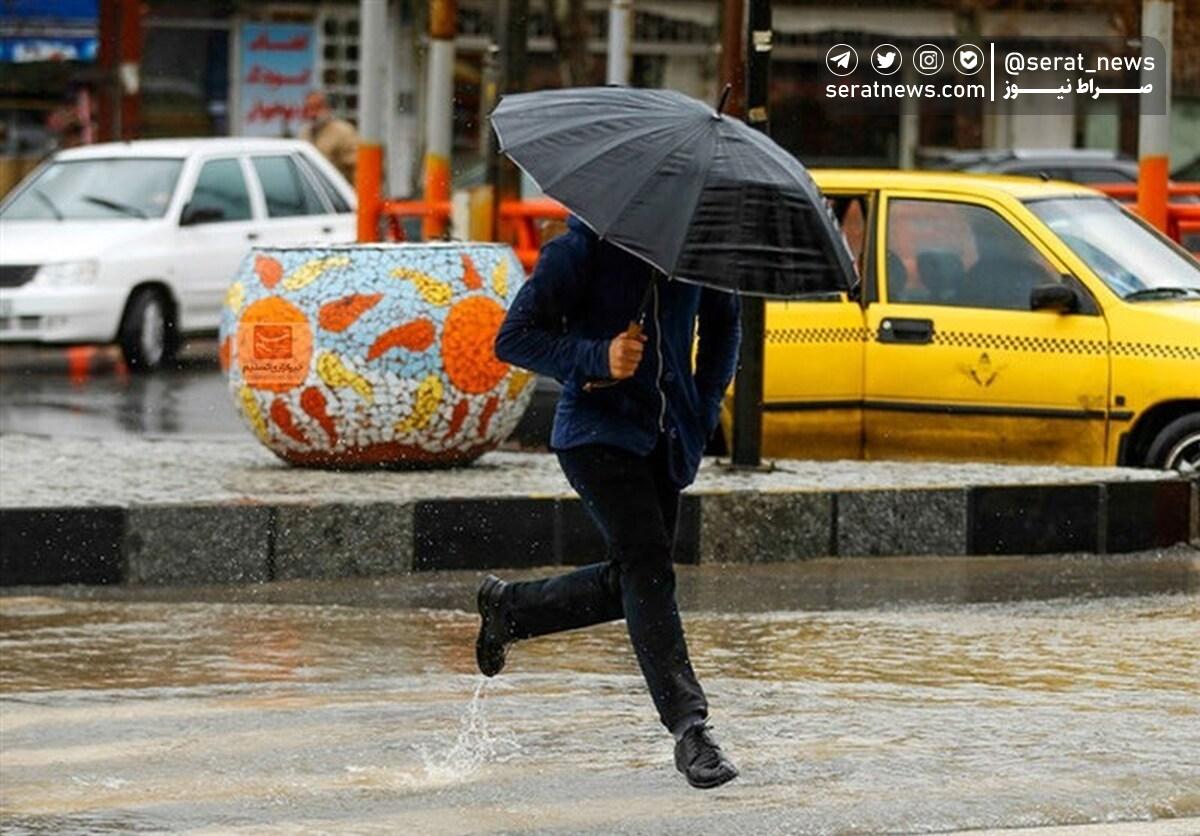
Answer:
[
  {"xmin": 886, "ymin": 199, "xmax": 1060, "ymax": 310},
  {"xmin": 829, "ymin": 195, "xmax": 867, "ymax": 277}
]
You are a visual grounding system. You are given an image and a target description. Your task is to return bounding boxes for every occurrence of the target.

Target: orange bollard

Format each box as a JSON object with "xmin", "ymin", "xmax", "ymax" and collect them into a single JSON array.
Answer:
[
  {"xmin": 422, "ymin": 153, "xmax": 451, "ymax": 240},
  {"xmin": 1137, "ymin": 155, "xmax": 1170, "ymax": 233},
  {"xmin": 1136, "ymin": 0, "xmax": 1172, "ymax": 233},
  {"xmin": 423, "ymin": 0, "xmax": 455, "ymax": 240},
  {"xmin": 65, "ymin": 345, "xmax": 94, "ymax": 385},
  {"xmin": 355, "ymin": 143, "xmax": 383, "ymax": 243}
]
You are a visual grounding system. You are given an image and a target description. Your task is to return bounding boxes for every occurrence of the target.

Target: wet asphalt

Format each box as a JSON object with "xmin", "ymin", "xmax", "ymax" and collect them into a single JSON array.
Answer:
[{"xmin": 0, "ymin": 340, "xmax": 556, "ymax": 446}]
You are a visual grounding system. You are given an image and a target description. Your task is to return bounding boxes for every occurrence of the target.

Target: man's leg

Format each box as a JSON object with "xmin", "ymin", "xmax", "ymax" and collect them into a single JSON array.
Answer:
[
  {"xmin": 499, "ymin": 446, "xmax": 631, "ymax": 641},
  {"xmin": 482, "ymin": 442, "xmax": 736, "ymax": 787},
  {"xmin": 502, "ymin": 559, "xmax": 624, "ymax": 640},
  {"xmin": 645, "ymin": 439, "xmax": 709, "ymax": 740},
  {"xmin": 553, "ymin": 442, "xmax": 708, "ymax": 736}
]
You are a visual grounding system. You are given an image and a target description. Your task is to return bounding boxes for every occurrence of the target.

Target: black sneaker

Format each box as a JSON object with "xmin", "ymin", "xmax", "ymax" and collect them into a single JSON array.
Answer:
[
  {"xmin": 674, "ymin": 723, "xmax": 739, "ymax": 789},
  {"xmin": 475, "ymin": 574, "xmax": 511, "ymax": 677}
]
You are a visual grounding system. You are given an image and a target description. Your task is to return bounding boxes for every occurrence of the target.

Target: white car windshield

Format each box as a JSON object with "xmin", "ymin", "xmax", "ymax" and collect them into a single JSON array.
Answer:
[
  {"xmin": 1, "ymin": 157, "xmax": 184, "ymax": 221},
  {"xmin": 1027, "ymin": 197, "xmax": 1200, "ymax": 301}
]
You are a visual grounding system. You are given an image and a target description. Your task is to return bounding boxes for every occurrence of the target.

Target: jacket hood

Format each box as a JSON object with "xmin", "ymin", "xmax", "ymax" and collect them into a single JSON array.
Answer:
[{"xmin": 567, "ymin": 214, "xmax": 595, "ymax": 237}]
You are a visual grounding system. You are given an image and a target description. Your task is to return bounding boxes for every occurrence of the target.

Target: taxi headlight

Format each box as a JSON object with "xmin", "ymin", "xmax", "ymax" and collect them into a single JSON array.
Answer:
[{"xmin": 34, "ymin": 260, "xmax": 100, "ymax": 287}]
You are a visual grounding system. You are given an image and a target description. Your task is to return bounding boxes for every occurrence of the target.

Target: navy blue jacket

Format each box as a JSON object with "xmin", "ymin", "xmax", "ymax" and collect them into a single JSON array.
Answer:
[{"xmin": 494, "ymin": 217, "xmax": 741, "ymax": 488}]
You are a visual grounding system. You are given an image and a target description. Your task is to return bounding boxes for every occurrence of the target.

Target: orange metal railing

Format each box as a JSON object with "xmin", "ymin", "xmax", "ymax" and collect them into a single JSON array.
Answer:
[
  {"xmin": 1093, "ymin": 183, "xmax": 1200, "ymax": 256},
  {"xmin": 374, "ymin": 196, "xmax": 569, "ymax": 270}
]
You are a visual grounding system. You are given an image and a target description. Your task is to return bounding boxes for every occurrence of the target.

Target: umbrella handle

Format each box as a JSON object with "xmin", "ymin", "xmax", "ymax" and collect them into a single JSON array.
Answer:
[{"xmin": 582, "ymin": 321, "xmax": 643, "ymax": 391}]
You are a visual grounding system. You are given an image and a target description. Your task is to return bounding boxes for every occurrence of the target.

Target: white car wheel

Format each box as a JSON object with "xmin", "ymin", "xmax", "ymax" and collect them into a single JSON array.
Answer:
[
  {"xmin": 119, "ymin": 288, "xmax": 176, "ymax": 372},
  {"xmin": 140, "ymin": 298, "xmax": 165, "ymax": 367}
]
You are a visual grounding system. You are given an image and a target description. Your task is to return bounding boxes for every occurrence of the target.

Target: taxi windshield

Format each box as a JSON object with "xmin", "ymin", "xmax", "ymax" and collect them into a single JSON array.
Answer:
[{"xmin": 1026, "ymin": 197, "xmax": 1200, "ymax": 300}]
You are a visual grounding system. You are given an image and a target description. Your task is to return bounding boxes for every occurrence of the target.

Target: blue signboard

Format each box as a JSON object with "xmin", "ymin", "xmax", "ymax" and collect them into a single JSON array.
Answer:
[
  {"xmin": 238, "ymin": 23, "xmax": 317, "ymax": 137},
  {"xmin": 0, "ymin": 0, "xmax": 98, "ymax": 63},
  {"xmin": 0, "ymin": 0, "xmax": 98, "ymax": 20}
]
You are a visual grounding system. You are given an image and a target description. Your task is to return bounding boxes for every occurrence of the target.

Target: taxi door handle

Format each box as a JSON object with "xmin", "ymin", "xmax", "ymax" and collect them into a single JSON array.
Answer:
[{"xmin": 878, "ymin": 317, "xmax": 934, "ymax": 344}]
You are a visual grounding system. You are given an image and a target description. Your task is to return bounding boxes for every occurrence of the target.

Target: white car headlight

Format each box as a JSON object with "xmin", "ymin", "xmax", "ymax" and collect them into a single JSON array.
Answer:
[{"xmin": 33, "ymin": 260, "xmax": 100, "ymax": 287}]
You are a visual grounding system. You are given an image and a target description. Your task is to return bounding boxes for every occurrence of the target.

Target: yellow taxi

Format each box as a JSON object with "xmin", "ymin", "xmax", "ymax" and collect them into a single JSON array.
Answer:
[{"xmin": 719, "ymin": 170, "xmax": 1200, "ymax": 473}]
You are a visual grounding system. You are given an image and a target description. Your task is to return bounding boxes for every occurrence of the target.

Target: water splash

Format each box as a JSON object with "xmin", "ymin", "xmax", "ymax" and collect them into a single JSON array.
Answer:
[
  {"xmin": 414, "ymin": 678, "xmax": 521, "ymax": 782},
  {"xmin": 345, "ymin": 677, "xmax": 521, "ymax": 791}
]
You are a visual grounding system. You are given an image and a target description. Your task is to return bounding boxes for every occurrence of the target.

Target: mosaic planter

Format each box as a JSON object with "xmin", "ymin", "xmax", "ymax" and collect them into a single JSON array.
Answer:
[{"xmin": 218, "ymin": 243, "xmax": 535, "ymax": 468}]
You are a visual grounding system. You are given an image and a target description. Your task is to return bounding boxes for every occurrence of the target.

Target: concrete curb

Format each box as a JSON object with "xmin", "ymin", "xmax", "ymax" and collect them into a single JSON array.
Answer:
[{"xmin": 2, "ymin": 479, "xmax": 1195, "ymax": 586}]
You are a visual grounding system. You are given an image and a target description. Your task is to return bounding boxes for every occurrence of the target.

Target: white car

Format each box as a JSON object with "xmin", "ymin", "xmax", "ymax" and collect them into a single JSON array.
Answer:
[{"xmin": 0, "ymin": 137, "xmax": 357, "ymax": 370}]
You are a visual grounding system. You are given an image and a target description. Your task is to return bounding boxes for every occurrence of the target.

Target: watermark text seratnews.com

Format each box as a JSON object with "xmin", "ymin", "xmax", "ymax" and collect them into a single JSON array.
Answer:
[{"xmin": 820, "ymin": 38, "xmax": 1167, "ymax": 116}]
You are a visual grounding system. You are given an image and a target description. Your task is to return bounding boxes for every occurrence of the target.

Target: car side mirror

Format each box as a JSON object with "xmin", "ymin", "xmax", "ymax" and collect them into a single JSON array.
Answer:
[
  {"xmin": 1030, "ymin": 283, "xmax": 1079, "ymax": 314},
  {"xmin": 180, "ymin": 202, "xmax": 225, "ymax": 226}
]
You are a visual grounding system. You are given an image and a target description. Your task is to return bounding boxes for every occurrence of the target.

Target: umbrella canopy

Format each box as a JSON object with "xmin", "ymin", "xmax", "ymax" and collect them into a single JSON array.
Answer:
[{"xmin": 490, "ymin": 86, "xmax": 856, "ymax": 298}]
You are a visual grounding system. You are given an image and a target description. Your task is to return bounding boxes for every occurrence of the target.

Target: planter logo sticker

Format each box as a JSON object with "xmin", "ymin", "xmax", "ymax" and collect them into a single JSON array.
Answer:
[
  {"xmin": 237, "ymin": 296, "xmax": 312, "ymax": 391},
  {"xmin": 253, "ymin": 324, "xmax": 294, "ymax": 359}
]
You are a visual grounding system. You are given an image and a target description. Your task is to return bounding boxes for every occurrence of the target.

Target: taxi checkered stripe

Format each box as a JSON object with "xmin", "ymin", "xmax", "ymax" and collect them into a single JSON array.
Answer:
[
  {"xmin": 766, "ymin": 327, "xmax": 1198, "ymax": 360},
  {"xmin": 765, "ymin": 327, "xmax": 870, "ymax": 344},
  {"xmin": 931, "ymin": 331, "xmax": 1109, "ymax": 355},
  {"xmin": 1111, "ymin": 341, "xmax": 1200, "ymax": 361}
]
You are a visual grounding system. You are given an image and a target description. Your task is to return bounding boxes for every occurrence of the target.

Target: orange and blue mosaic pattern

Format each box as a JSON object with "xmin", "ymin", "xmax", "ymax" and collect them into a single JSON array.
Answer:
[{"xmin": 218, "ymin": 243, "xmax": 535, "ymax": 467}]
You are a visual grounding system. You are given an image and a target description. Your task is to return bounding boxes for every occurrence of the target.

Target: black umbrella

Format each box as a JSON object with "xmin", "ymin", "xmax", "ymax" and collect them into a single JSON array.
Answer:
[{"xmin": 490, "ymin": 85, "xmax": 856, "ymax": 299}]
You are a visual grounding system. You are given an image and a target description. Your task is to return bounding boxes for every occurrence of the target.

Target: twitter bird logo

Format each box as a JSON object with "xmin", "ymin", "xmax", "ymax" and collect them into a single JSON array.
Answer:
[{"xmin": 871, "ymin": 44, "xmax": 902, "ymax": 75}]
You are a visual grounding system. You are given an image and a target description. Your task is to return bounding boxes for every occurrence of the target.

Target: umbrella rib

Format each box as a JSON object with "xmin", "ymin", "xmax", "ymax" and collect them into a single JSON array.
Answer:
[
  {"xmin": 490, "ymin": 139, "xmax": 675, "ymax": 276},
  {"xmin": 657, "ymin": 123, "xmax": 719, "ymax": 277},
  {"xmin": 536, "ymin": 120, "xmax": 694, "ymax": 195},
  {"xmin": 589, "ymin": 116, "xmax": 715, "ymax": 241},
  {"xmin": 495, "ymin": 112, "xmax": 681, "ymax": 156},
  {"xmin": 735, "ymin": 127, "xmax": 814, "ymax": 188},
  {"xmin": 742, "ymin": 129, "xmax": 858, "ymax": 283},
  {"xmin": 716, "ymin": 125, "xmax": 857, "ymax": 288}
]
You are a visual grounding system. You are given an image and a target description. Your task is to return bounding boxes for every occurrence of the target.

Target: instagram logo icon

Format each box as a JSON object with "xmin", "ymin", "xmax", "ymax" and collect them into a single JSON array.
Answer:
[{"xmin": 914, "ymin": 43, "xmax": 944, "ymax": 76}]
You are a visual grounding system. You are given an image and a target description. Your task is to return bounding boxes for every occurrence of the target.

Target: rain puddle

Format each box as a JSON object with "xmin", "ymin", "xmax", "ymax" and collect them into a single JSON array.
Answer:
[{"xmin": 1, "ymin": 551, "xmax": 1198, "ymax": 834}]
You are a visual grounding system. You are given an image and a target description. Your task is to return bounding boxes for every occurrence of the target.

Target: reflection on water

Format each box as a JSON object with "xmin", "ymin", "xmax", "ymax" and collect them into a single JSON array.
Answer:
[
  {"xmin": 0, "ymin": 363, "xmax": 239, "ymax": 439},
  {"xmin": 2, "ymin": 554, "xmax": 1198, "ymax": 834}
]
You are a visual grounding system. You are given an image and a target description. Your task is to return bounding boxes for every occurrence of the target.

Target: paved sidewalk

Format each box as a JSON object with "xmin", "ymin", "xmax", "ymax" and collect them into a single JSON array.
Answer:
[
  {"xmin": 1, "ymin": 433, "xmax": 1195, "ymax": 586},
  {"xmin": 0, "ymin": 433, "xmax": 1179, "ymax": 507}
]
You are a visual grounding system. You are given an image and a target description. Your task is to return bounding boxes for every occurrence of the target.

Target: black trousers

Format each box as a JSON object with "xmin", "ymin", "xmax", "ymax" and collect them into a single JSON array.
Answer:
[{"xmin": 504, "ymin": 438, "xmax": 708, "ymax": 735}]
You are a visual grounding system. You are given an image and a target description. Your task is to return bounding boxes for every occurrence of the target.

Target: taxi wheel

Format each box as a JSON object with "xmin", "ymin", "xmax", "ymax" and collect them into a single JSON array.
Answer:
[
  {"xmin": 1146, "ymin": 414, "xmax": 1200, "ymax": 476},
  {"xmin": 118, "ymin": 288, "xmax": 178, "ymax": 373}
]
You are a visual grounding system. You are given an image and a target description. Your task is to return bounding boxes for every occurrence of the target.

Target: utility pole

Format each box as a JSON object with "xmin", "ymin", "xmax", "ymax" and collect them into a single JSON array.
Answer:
[
  {"xmin": 478, "ymin": 43, "xmax": 501, "ymax": 240},
  {"xmin": 898, "ymin": 61, "xmax": 918, "ymax": 169},
  {"xmin": 488, "ymin": 0, "xmax": 528, "ymax": 237},
  {"xmin": 718, "ymin": 0, "xmax": 744, "ymax": 117},
  {"xmin": 423, "ymin": 0, "xmax": 457, "ymax": 239},
  {"xmin": 97, "ymin": 0, "xmax": 142, "ymax": 142},
  {"xmin": 1137, "ymin": 0, "xmax": 1172, "ymax": 232},
  {"xmin": 730, "ymin": 0, "xmax": 770, "ymax": 468},
  {"xmin": 606, "ymin": 0, "xmax": 632, "ymax": 85},
  {"xmin": 356, "ymin": 0, "xmax": 388, "ymax": 242}
]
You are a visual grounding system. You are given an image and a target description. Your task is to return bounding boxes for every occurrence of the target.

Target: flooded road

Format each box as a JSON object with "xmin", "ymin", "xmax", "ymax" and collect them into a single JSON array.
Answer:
[
  {"xmin": 0, "ymin": 342, "xmax": 239, "ymax": 439},
  {"xmin": 0, "ymin": 342, "xmax": 556, "ymax": 446},
  {"xmin": 2, "ymin": 552, "xmax": 1198, "ymax": 835}
]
